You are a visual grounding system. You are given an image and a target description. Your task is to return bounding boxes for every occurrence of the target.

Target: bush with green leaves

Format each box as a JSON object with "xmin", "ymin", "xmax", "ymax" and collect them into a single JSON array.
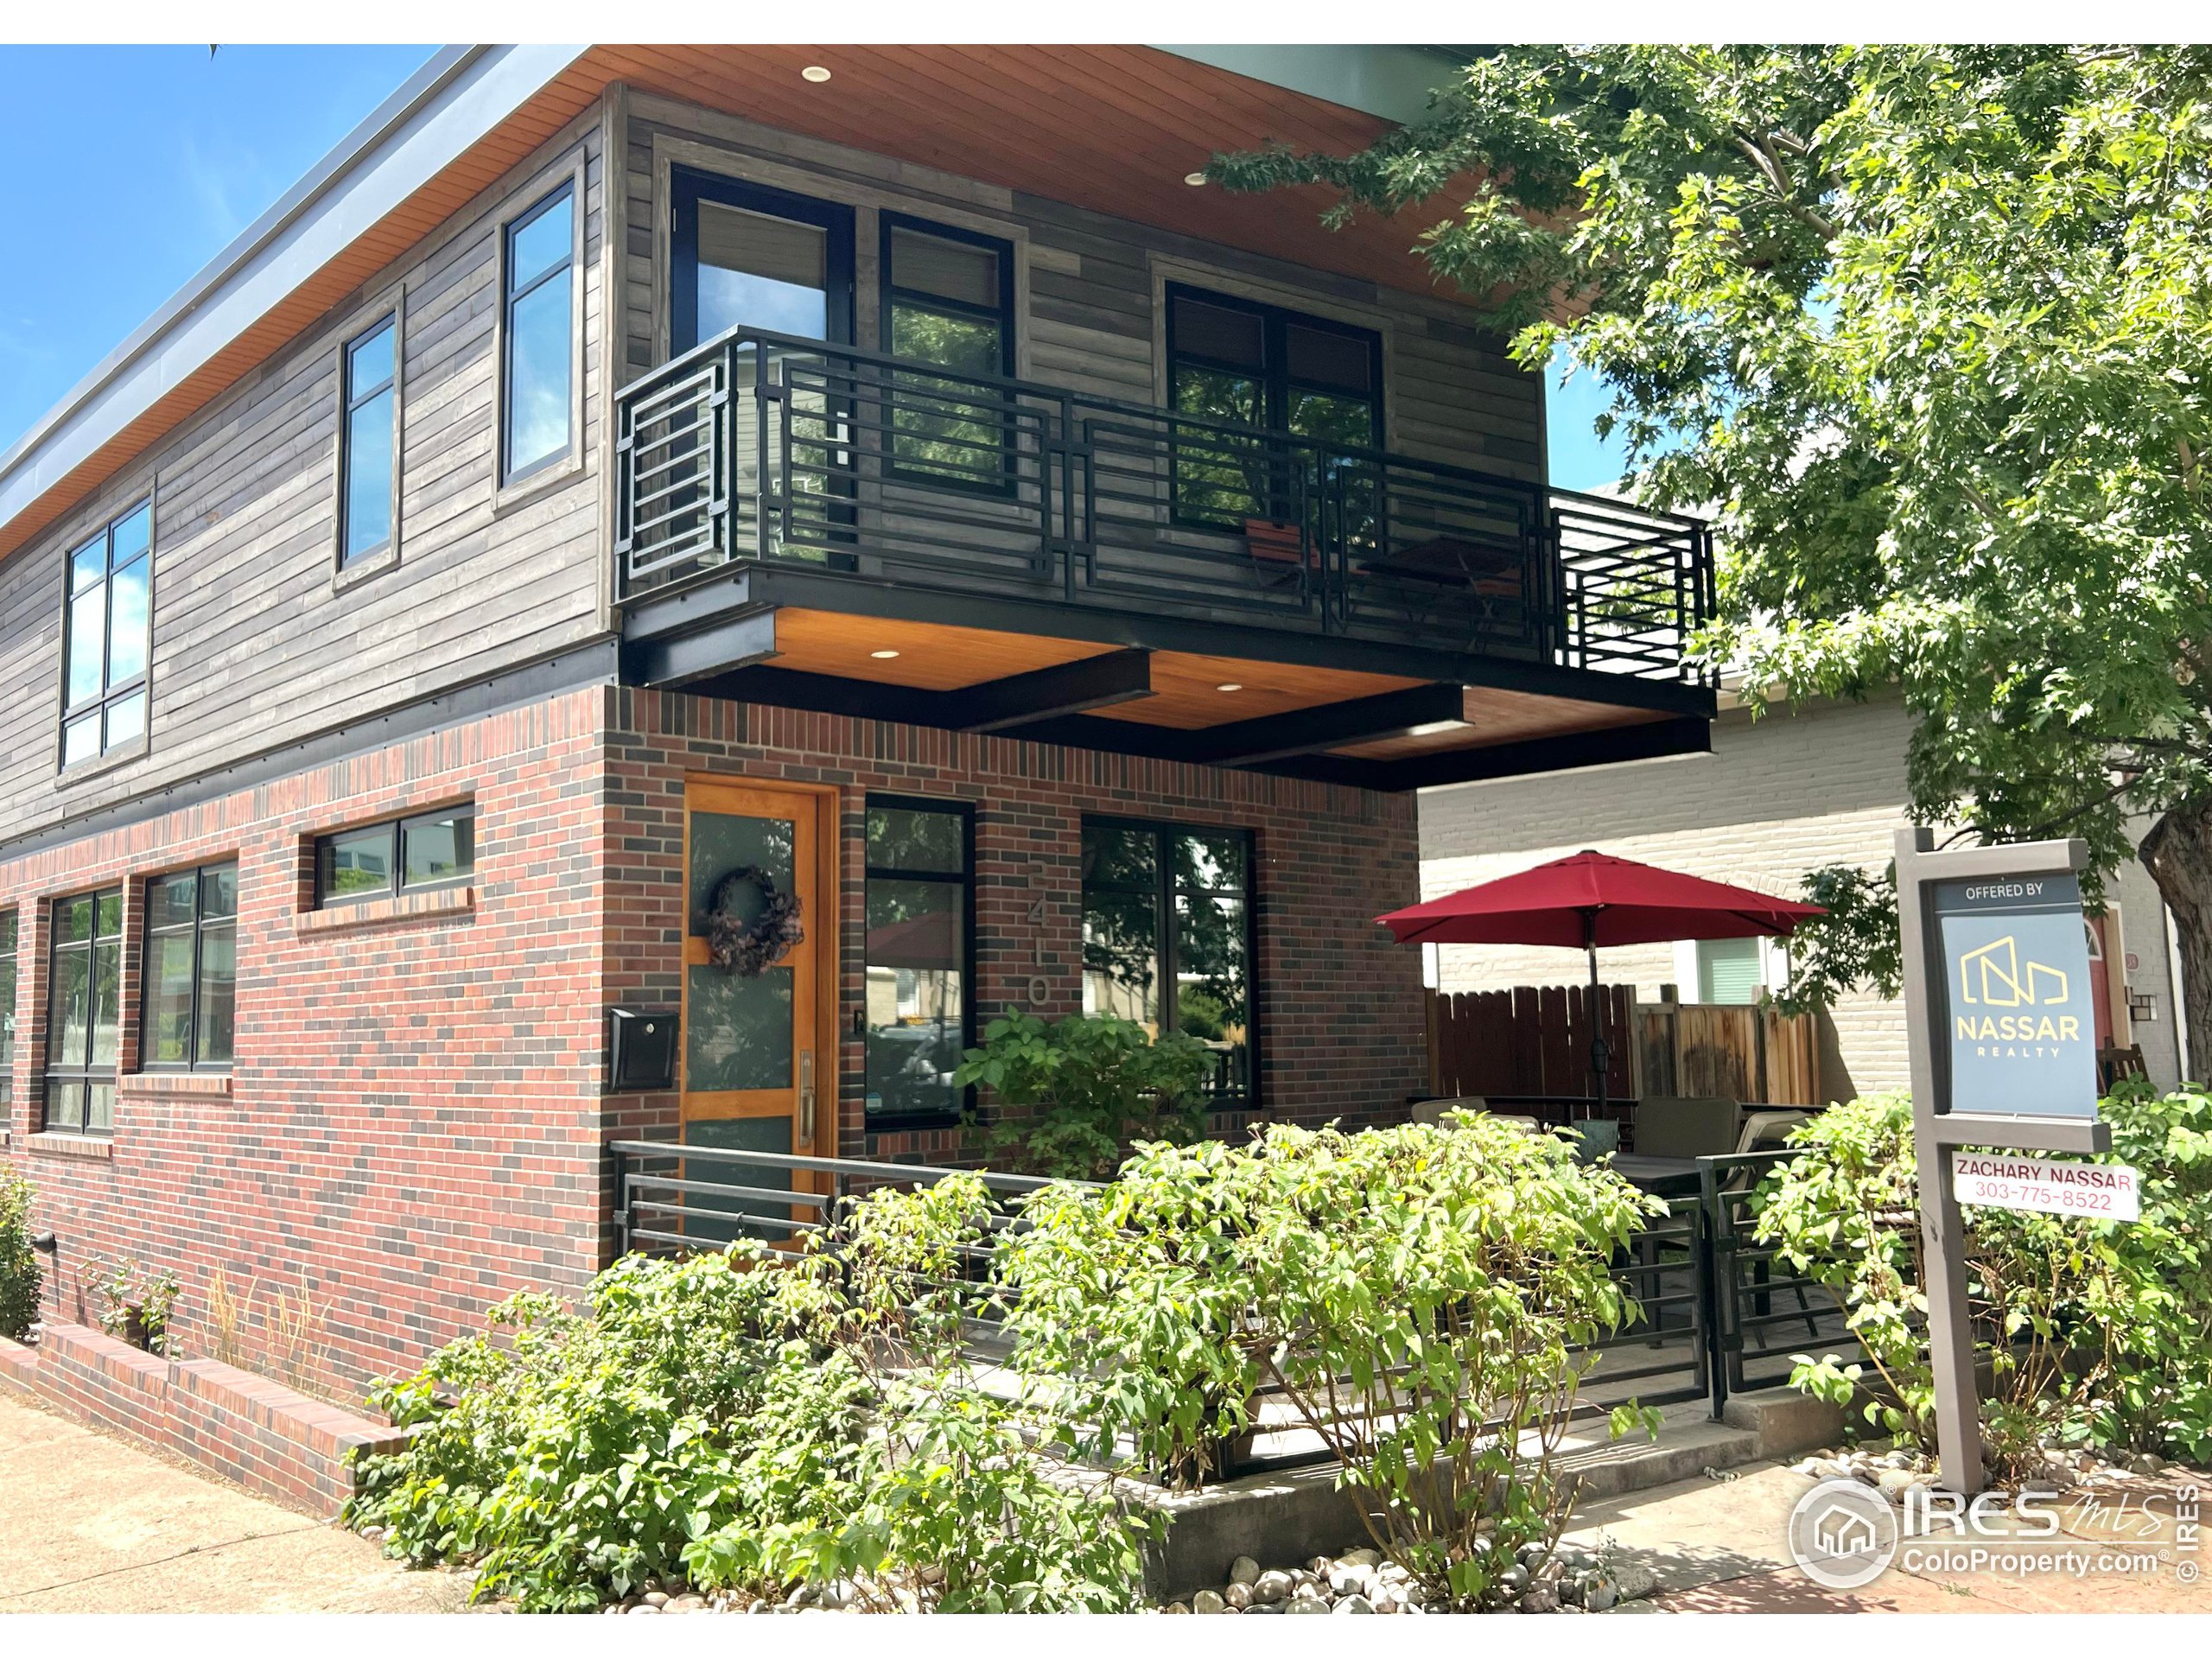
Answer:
[
  {"xmin": 953, "ymin": 1010, "xmax": 1213, "ymax": 1180},
  {"xmin": 347, "ymin": 1177, "xmax": 1151, "ymax": 1613},
  {"xmin": 0, "ymin": 1168, "xmax": 40, "ymax": 1342},
  {"xmin": 1755, "ymin": 1086, "xmax": 2212, "ymax": 1471},
  {"xmin": 1004, "ymin": 1113, "xmax": 1667, "ymax": 1607}
]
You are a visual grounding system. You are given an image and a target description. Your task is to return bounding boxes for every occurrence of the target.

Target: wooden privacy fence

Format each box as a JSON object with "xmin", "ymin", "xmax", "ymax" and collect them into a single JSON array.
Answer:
[
  {"xmin": 1426, "ymin": 984, "xmax": 1823, "ymax": 1106},
  {"xmin": 1425, "ymin": 983, "xmax": 1636, "ymax": 1100}
]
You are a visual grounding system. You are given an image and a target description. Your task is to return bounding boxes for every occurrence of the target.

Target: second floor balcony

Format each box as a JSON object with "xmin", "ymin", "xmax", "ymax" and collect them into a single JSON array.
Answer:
[{"xmin": 613, "ymin": 328, "xmax": 1718, "ymax": 788}]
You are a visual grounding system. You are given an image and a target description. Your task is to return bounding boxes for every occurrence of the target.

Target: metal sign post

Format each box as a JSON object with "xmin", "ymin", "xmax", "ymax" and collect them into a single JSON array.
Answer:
[{"xmin": 1894, "ymin": 828, "xmax": 2112, "ymax": 1497}]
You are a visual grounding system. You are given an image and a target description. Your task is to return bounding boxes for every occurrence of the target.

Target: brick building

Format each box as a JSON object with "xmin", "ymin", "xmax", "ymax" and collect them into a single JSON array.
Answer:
[{"xmin": 0, "ymin": 47, "xmax": 1715, "ymax": 1389}]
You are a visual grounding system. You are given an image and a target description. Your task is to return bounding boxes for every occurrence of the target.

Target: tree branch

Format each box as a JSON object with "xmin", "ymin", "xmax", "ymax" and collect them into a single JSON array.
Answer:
[{"xmin": 1726, "ymin": 128, "xmax": 1841, "ymax": 241}]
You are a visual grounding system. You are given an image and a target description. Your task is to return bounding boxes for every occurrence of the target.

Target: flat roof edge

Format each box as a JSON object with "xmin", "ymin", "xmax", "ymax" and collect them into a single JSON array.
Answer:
[
  {"xmin": 1150, "ymin": 44, "xmax": 1453, "ymax": 127},
  {"xmin": 0, "ymin": 42, "xmax": 590, "ymax": 543}
]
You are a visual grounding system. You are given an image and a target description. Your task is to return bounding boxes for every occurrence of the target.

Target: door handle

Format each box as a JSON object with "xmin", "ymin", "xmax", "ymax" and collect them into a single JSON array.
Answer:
[{"xmin": 799, "ymin": 1049, "xmax": 816, "ymax": 1147}]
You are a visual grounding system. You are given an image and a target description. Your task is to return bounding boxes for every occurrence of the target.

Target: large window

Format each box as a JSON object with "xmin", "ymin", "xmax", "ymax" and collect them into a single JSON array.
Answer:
[
  {"xmin": 1081, "ymin": 819, "xmax": 1255, "ymax": 1105},
  {"xmin": 143, "ymin": 864, "xmax": 238, "ymax": 1071},
  {"xmin": 880, "ymin": 215, "xmax": 1015, "ymax": 489},
  {"xmin": 0, "ymin": 911, "xmax": 16, "ymax": 1109},
  {"xmin": 46, "ymin": 888, "xmax": 122, "ymax": 1135},
  {"xmin": 864, "ymin": 799, "xmax": 973, "ymax": 1128},
  {"xmin": 501, "ymin": 183, "xmax": 575, "ymax": 483},
  {"xmin": 60, "ymin": 500, "xmax": 152, "ymax": 768},
  {"xmin": 340, "ymin": 314, "xmax": 398, "ymax": 564},
  {"xmin": 671, "ymin": 169, "xmax": 855, "ymax": 353},
  {"xmin": 1165, "ymin": 285, "xmax": 1382, "ymax": 528},
  {"xmin": 315, "ymin": 804, "xmax": 475, "ymax": 907}
]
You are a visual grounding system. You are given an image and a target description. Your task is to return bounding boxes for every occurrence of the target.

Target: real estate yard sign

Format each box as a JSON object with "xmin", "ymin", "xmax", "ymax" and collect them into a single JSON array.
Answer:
[{"xmin": 1894, "ymin": 829, "xmax": 2116, "ymax": 1498}]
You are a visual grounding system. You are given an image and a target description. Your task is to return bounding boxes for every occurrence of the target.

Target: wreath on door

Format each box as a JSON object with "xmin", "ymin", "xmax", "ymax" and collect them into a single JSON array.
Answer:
[{"xmin": 706, "ymin": 865, "xmax": 805, "ymax": 976}]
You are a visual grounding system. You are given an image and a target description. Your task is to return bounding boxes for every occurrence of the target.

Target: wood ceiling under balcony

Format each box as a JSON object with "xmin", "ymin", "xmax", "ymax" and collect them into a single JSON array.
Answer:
[{"xmin": 579, "ymin": 45, "xmax": 1464, "ymax": 297}]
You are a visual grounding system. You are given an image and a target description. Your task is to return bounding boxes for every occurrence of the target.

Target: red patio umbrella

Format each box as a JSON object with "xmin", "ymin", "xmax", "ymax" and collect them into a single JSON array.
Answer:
[{"xmin": 1377, "ymin": 850, "xmax": 1824, "ymax": 1112}]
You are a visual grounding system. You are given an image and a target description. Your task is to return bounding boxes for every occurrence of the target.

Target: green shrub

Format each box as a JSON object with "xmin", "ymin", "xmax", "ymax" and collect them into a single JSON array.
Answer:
[
  {"xmin": 1755, "ymin": 1086, "xmax": 2212, "ymax": 1471},
  {"xmin": 348, "ymin": 1180, "xmax": 1152, "ymax": 1613},
  {"xmin": 1004, "ymin": 1113, "xmax": 1666, "ymax": 1607},
  {"xmin": 0, "ymin": 1169, "xmax": 40, "ymax": 1342},
  {"xmin": 953, "ymin": 1011, "xmax": 1213, "ymax": 1180}
]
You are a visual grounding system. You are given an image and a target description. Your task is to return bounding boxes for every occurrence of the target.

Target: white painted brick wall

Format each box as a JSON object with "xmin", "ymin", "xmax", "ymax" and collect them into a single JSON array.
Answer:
[{"xmin": 1418, "ymin": 694, "xmax": 2183, "ymax": 1096}]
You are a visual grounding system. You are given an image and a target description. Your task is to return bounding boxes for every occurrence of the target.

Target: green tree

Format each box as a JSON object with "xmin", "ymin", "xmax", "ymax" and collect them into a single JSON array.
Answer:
[{"xmin": 1214, "ymin": 46, "xmax": 2212, "ymax": 1065}]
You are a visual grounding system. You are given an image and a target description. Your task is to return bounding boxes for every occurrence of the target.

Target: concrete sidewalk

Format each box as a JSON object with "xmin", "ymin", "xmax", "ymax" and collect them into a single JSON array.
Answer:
[
  {"xmin": 1566, "ymin": 1460, "xmax": 2207, "ymax": 1613},
  {"xmin": 0, "ymin": 1390, "xmax": 476, "ymax": 1614}
]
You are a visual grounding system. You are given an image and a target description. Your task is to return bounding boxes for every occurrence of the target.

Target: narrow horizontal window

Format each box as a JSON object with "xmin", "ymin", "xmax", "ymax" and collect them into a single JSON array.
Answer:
[
  {"xmin": 315, "ymin": 805, "xmax": 475, "ymax": 907},
  {"xmin": 340, "ymin": 315, "xmax": 397, "ymax": 564}
]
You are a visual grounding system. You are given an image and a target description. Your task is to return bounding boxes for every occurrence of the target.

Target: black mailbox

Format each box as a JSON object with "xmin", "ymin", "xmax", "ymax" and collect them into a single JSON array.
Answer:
[{"xmin": 606, "ymin": 1006, "xmax": 679, "ymax": 1093}]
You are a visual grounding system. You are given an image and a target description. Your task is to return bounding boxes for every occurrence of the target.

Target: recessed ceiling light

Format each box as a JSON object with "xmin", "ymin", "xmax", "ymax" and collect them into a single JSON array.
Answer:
[
  {"xmin": 801, "ymin": 65, "xmax": 833, "ymax": 83},
  {"xmin": 869, "ymin": 648, "xmax": 900, "ymax": 659},
  {"xmin": 1406, "ymin": 720, "xmax": 1466, "ymax": 739},
  {"xmin": 1184, "ymin": 171, "xmax": 1209, "ymax": 187},
  {"xmin": 1215, "ymin": 682, "xmax": 1243, "ymax": 692}
]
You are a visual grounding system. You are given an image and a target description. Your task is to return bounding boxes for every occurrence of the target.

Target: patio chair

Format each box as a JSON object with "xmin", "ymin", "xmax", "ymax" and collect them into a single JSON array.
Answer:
[
  {"xmin": 1720, "ymin": 1108, "xmax": 1821, "ymax": 1347},
  {"xmin": 1408, "ymin": 1095, "xmax": 1486, "ymax": 1126},
  {"xmin": 1631, "ymin": 1096, "xmax": 1740, "ymax": 1159}
]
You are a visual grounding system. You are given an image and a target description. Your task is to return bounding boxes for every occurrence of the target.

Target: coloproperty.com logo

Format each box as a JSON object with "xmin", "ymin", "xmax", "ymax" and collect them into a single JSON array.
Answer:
[{"xmin": 1787, "ymin": 1478, "xmax": 2170, "ymax": 1592}]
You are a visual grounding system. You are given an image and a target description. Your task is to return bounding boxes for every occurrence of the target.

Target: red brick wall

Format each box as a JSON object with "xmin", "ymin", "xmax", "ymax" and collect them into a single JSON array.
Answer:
[
  {"xmin": 3, "ymin": 683, "xmax": 1427, "ymax": 1388},
  {"xmin": 0, "ymin": 691, "xmax": 610, "ymax": 1392},
  {"xmin": 603, "ymin": 688, "xmax": 1429, "ymax": 1163}
]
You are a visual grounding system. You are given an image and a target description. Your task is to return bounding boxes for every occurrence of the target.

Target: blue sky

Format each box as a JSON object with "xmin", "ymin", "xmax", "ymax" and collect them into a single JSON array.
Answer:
[
  {"xmin": 0, "ymin": 41, "xmax": 1633, "ymax": 488},
  {"xmin": 0, "ymin": 45, "xmax": 434, "ymax": 454}
]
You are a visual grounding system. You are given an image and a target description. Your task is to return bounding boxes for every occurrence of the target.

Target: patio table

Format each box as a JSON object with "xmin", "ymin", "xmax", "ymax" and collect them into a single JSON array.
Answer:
[{"xmin": 1606, "ymin": 1154, "xmax": 1705, "ymax": 1200}]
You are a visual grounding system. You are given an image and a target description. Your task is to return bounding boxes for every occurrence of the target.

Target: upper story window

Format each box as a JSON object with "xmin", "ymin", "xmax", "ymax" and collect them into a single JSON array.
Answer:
[
  {"xmin": 60, "ymin": 500, "xmax": 152, "ymax": 768},
  {"xmin": 143, "ymin": 863, "xmax": 238, "ymax": 1071},
  {"xmin": 1081, "ymin": 818, "xmax": 1255, "ymax": 1107},
  {"xmin": 671, "ymin": 168, "xmax": 855, "ymax": 353},
  {"xmin": 315, "ymin": 804, "xmax": 475, "ymax": 907},
  {"xmin": 46, "ymin": 888, "xmax": 123, "ymax": 1135},
  {"xmin": 0, "ymin": 911, "xmax": 16, "ymax": 1109},
  {"xmin": 340, "ymin": 315, "xmax": 398, "ymax": 564},
  {"xmin": 863, "ymin": 798, "xmax": 974, "ymax": 1128},
  {"xmin": 1166, "ymin": 286, "xmax": 1382, "ymax": 529},
  {"xmin": 501, "ymin": 184, "xmax": 576, "ymax": 484},
  {"xmin": 881, "ymin": 215, "xmax": 1015, "ymax": 490}
]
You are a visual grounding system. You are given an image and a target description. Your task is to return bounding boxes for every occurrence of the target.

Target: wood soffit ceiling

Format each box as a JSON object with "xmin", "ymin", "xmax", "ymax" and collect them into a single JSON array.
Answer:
[{"xmin": 3, "ymin": 45, "xmax": 1469, "ymax": 567}]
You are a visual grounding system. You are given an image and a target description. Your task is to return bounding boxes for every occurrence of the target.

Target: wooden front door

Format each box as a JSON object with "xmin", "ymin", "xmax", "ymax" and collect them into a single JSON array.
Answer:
[{"xmin": 680, "ymin": 777, "xmax": 837, "ymax": 1240}]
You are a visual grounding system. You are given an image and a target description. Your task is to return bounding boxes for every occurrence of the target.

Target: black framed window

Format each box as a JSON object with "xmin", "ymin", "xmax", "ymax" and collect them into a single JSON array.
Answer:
[
  {"xmin": 143, "ymin": 864, "xmax": 238, "ymax": 1071},
  {"xmin": 45, "ymin": 888, "xmax": 123, "ymax": 1135},
  {"xmin": 501, "ymin": 183, "xmax": 575, "ymax": 484},
  {"xmin": 671, "ymin": 169, "xmax": 855, "ymax": 354},
  {"xmin": 0, "ymin": 911, "xmax": 17, "ymax": 1109},
  {"xmin": 880, "ymin": 214, "xmax": 1015, "ymax": 491},
  {"xmin": 340, "ymin": 315, "xmax": 398, "ymax": 563},
  {"xmin": 864, "ymin": 798, "xmax": 974, "ymax": 1128},
  {"xmin": 60, "ymin": 499, "xmax": 152, "ymax": 768},
  {"xmin": 315, "ymin": 804, "xmax": 475, "ymax": 907},
  {"xmin": 1165, "ymin": 284, "xmax": 1382, "ymax": 528},
  {"xmin": 1081, "ymin": 818, "xmax": 1255, "ymax": 1106}
]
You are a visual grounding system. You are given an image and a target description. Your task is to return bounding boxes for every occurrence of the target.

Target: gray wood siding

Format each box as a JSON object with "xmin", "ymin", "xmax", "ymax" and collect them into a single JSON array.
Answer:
[
  {"xmin": 0, "ymin": 109, "xmax": 612, "ymax": 849},
  {"xmin": 617, "ymin": 93, "xmax": 1541, "ymax": 479}
]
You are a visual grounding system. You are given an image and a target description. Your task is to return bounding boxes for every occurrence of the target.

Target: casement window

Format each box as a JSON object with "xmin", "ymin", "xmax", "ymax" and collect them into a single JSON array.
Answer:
[
  {"xmin": 863, "ymin": 798, "xmax": 974, "ymax": 1128},
  {"xmin": 340, "ymin": 314, "xmax": 399, "ymax": 564},
  {"xmin": 1081, "ymin": 818, "xmax": 1256, "ymax": 1106},
  {"xmin": 880, "ymin": 215, "xmax": 1015, "ymax": 490},
  {"xmin": 314, "ymin": 804, "xmax": 475, "ymax": 907},
  {"xmin": 45, "ymin": 888, "xmax": 123, "ymax": 1135},
  {"xmin": 0, "ymin": 912, "xmax": 16, "ymax": 1109},
  {"xmin": 60, "ymin": 500, "xmax": 152, "ymax": 768},
  {"xmin": 1165, "ymin": 284, "xmax": 1383, "ymax": 528},
  {"xmin": 142, "ymin": 864, "xmax": 238, "ymax": 1071},
  {"xmin": 501, "ymin": 183, "xmax": 576, "ymax": 483}
]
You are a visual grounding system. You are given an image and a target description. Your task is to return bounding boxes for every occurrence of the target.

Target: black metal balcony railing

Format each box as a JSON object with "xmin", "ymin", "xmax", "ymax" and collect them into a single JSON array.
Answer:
[{"xmin": 615, "ymin": 328, "xmax": 1715, "ymax": 682}]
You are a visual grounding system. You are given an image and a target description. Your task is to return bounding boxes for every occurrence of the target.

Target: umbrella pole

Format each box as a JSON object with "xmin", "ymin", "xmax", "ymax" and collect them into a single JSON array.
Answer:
[{"xmin": 1586, "ymin": 910, "xmax": 1609, "ymax": 1119}]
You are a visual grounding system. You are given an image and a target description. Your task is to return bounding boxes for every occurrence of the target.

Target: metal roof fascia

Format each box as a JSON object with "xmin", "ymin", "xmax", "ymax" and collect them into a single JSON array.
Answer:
[
  {"xmin": 0, "ymin": 42, "xmax": 590, "ymax": 540},
  {"xmin": 1148, "ymin": 44, "xmax": 1454, "ymax": 127}
]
